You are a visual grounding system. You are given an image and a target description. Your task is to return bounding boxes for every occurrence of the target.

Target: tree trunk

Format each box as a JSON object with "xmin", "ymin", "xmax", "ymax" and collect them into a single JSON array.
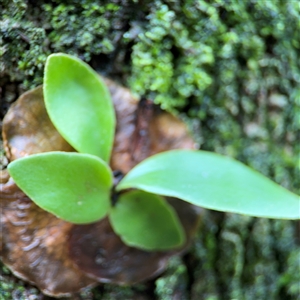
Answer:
[{"xmin": 1, "ymin": 1, "xmax": 299, "ymax": 299}]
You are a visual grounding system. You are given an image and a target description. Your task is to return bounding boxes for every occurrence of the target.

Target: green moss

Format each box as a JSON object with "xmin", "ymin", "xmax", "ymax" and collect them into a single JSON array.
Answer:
[
  {"xmin": 280, "ymin": 250, "xmax": 300, "ymax": 299},
  {"xmin": 0, "ymin": 262, "xmax": 40, "ymax": 300},
  {"xmin": 0, "ymin": 0, "xmax": 48, "ymax": 87},
  {"xmin": 129, "ymin": 0, "xmax": 299, "ymax": 195},
  {"xmin": 1, "ymin": 0, "xmax": 299, "ymax": 299},
  {"xmin": 43, "ymin": 1, "xmax": 120, "ymax": 60},
  {"xmin": 155, "ymin": 256, "xmax": 189, "ymax": 300},
  {"xmin": 0, "ymin": 0, "xmax": 137, "ymax": 89},
  {"xmin": 100, "ymin": 284, "xmax": 137, "ymax": 300},
  {"xmin": 137, "ymin": 0, "xmax": 299, "ymax": 189},
  {"xmin": 190, "ymin": 212, "xmax": 299, "ymax": 300}
]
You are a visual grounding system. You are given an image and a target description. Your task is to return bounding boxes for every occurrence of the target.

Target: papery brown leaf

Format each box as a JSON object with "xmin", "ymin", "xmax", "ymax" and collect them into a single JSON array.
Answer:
[
  {"xmin": 1, "ymin": 78, "xmax": 200, "ymax": 296},
  {"xmin": 68, "ymin": 198, "xmax": 200, "ymax": 284},
  {"xmin": 107, "ymin": 78, "xmax": 195, "ymax": 173},
  {"xmin": 2, "ymin": 86, "xmax": 74, "ymax": 162},
  {"xmin": 0, "ymin": 171, "xmax": 96, "ymax": 297}
]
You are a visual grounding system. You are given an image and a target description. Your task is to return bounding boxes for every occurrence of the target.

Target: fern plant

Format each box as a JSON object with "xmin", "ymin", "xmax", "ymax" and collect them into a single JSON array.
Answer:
[{"xmin": 8, "ymin": 53, "xmax": 300, "ymax": 251}]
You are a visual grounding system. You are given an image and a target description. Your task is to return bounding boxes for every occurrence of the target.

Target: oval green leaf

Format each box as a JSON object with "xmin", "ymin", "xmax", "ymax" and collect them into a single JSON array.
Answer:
[
  {"xmin": 8, "ymin": 152, "xmax": 113, "ymax": 224},
  {"xmin": 44, "ymin": 53, "xmax": 116, "ymax": 162},
  {"xmin": 117, "ymin": 150, "xmax": 300, "ymax": 219},
  {"xmin": 109, "ymin": 190, "xmax": 186, "ymax": 251}
]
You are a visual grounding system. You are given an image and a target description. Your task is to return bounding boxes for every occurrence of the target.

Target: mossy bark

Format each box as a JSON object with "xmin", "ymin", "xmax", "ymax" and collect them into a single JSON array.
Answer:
[{"xmin": 1, "ymin": 1, "xmax": 299, "ymax": 299}]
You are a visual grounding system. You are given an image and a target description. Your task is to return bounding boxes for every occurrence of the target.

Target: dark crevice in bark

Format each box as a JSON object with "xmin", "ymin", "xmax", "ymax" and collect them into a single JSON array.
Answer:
[
  {"xmin": 182, "ymin": 252, "xmax": 196, "ymax": 299},
  {"xmin": 212, "ymin": 211, "xmax": 227, "ymax": 299}
]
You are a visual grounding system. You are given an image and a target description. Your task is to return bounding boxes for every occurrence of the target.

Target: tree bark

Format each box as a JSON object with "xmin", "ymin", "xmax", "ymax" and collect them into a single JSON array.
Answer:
[{"xmin": 1, "ymin": 1, "xmax": 299, "ymax": 299}]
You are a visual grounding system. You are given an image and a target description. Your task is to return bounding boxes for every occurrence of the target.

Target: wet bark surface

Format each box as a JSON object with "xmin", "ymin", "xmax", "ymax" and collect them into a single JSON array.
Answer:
[{"xmin": 1, "ymin": 2, "xmax": 299, "ymax": 298}]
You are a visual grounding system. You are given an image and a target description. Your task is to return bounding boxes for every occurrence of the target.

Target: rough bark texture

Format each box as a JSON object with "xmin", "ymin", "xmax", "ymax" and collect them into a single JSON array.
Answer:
[{"xmin": 1, "ymin": 1, "xmax": 299, "ymax": 299}]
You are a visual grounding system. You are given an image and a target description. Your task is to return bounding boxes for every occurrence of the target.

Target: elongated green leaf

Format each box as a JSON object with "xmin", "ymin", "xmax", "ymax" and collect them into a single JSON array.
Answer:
[
  {"xmin": 117, "ymin": 150, "xmax": 300, "ymax": 219},
  {"xmin": 109, "ymin": 190, "xmax": 186, "ymax": 251},
  {"xmin": 44, "ymin": 53, "xmax": 115, "ymax": 162},
  {"xmin": 8, "ymin": 152, "xmax": 113, "ymax": 224}
]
